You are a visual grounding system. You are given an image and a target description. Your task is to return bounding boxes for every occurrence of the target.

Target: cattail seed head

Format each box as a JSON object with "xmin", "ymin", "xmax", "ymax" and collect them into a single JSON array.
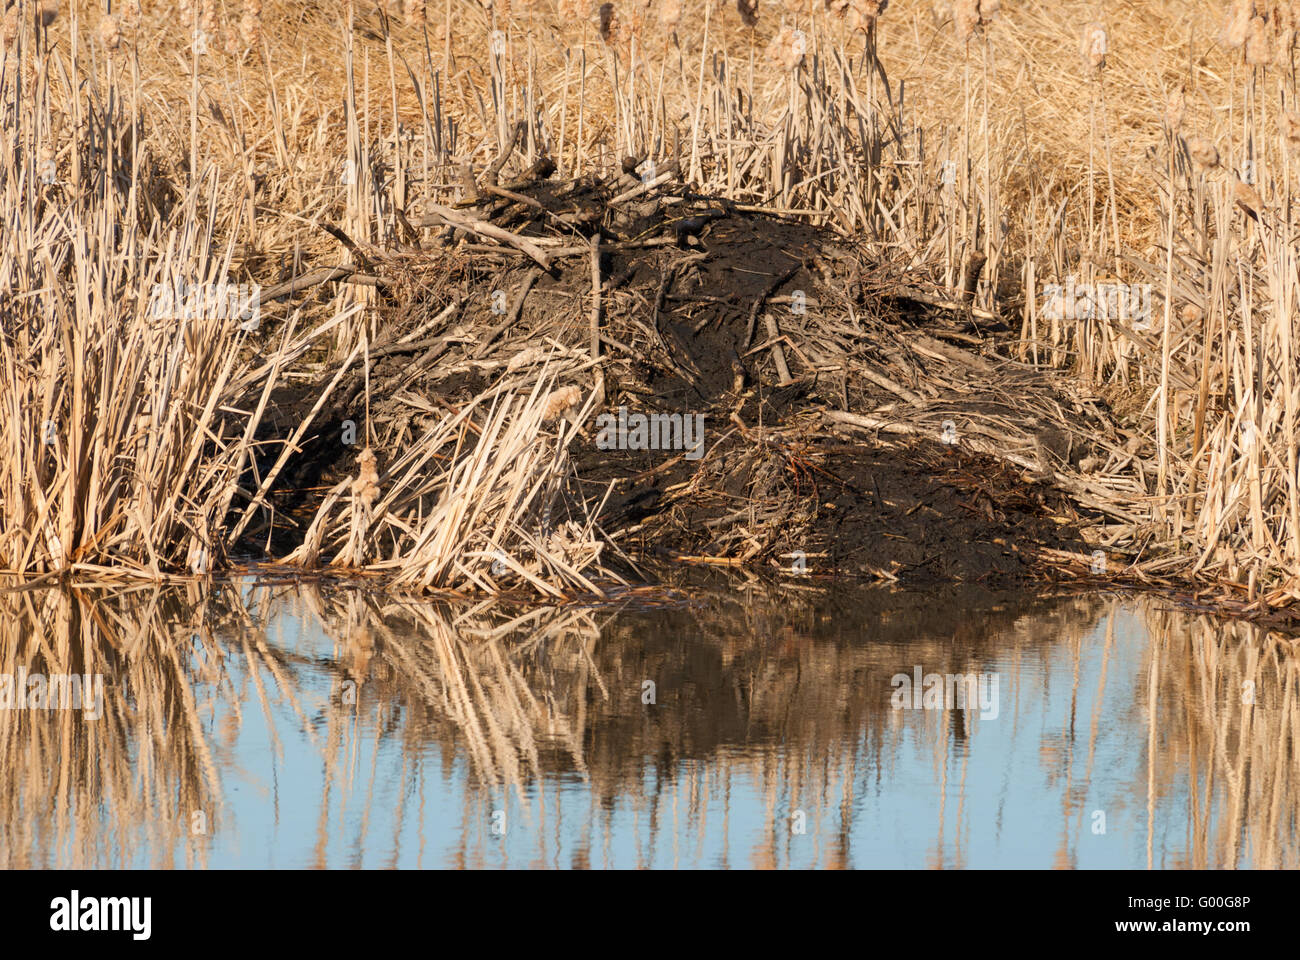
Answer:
[
  {"xmin": 200, "ymin": 0, "xmax": 218, "ymax": 34},
  {"xmin": 766, "ymin": 25, "xmax": 807, "ymax": 70},
  {"xmin": 1165, "ymin": 85, "xmax": 1186, "ymax": 132},
  {"xmin": 1, "ymin": 7, "xmax": 19, "ymax": 53},
  {"xmin": 1187, "ymin": 136, "xmax": 1220, "ymax": 170},
  {"xmin": 953, "ymin": 0, "xmax": 977, "ymax": 40},
  {"xmin": 598, "ymin": 2, "xmax": 617, "ymax": 42},
  {"xmin": 239, "ymin": 11, "xmax": 261, "ymax": 47},
  {"xmin": 1246, "ymin": 14, "xmax": 1272, "ymax": 64},
  {"xmin": 659, "ymin": 0, "xmax": 681, "ymax": 30},
  {"xmin": 120, "ymin": 0, "xmax": 140, "ymax": 31},
  {"xmin": 1234, "ymin": 175, "xmax": 1264, "ymax": 213},
  {"xmin": 37, "ymin": 141, "xmax": 55, "ymax": 183},
  {"xmin": 542, "ymin": 385, "xmax": 584, "ymax": 421},
  {"xmin": 604, "ymin": 2, "xmax": 644, "ymax": 54},
  {"xmin": 1273, "ymin": 0, "xmax": 1296, "ymax": 54},
  {"xmin": 1225, "ymin": 0, "xmax": 1256, "ymax": 49},
  {"xmin": 1081, "ymin": 21, "xmax": 1107, "ymax": 72},
  {"xmin": 1281, "ymin": 110, "xmax": 1300, "ymax": 150},
  {"xmin": 1272, "ymin": 26, "xmax": 1295, "ymax": 64},
  {"xmin": 736, "ymin": 0, "xmax": 758, "ymax": 28},
  {"xmin": 953, "ymin": 0, "xmax": 996, "ymax": 41},
  {"xmin": 848, "ymin": 0, "xmax": 888, "ymax": 32},
  {"xmin": 99, "ymin": 14, "xmax": 122, "ymax": 50},
  {"xmin": 622, "ymin": 4, "xmax": 644, "ymax": 45},
  {"xmin": 351, "ymin": 448, "xmax": 380, "ymax": 509}
]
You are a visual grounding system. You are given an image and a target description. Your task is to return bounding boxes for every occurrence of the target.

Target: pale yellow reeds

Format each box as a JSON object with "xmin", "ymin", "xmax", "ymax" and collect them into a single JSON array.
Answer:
[{"xmin": 4, "ymin": 0, "xmax": 1300, "ymax": 604}]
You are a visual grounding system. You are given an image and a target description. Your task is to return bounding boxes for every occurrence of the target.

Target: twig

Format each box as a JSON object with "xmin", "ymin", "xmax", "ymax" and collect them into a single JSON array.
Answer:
[
  {"xmin": 417, "ymin": 203, "xmax": 552, "ymax": 269},
  {"xmin": 743, "ymin": 263, "xmax": 802, "ymax": 348},
  {"xmin": 763, "ymin": 313, "xmax": 793, "ymax": 385},
  {"xmin": 371, "ymin": 336, "xmax": 455, "ymax": 359},
  {"xmin": 261, "ymin": 265, "xmax": 364, "ymax": 302},
  {"xmin": 481, "ymin": 183, "xmax": 546, "ymax": 209},
  {"xmin": 484, "ymin": 121, "xmax": 524, "ymax": 186},
  {"xmin": 891, "ymin": 283, "xmax": 1001, "ymax": 322},
  {"xmin": 589, "ymin": 237, "xmax": 602, "ymax": 362},
  {"xmin": 608, "ymin": 160, "xmax": 680, "ymax": 204},
  {"xmin": 962, "ymin": 252, "xmax": 988, "ymax": 303},
  {"xmin": 474, "ymin": 267, "xmax": 542, "ymax": 358},
  {"xmin": 319, "ymin": 223, "xmax": 379, "ymax": 272}
]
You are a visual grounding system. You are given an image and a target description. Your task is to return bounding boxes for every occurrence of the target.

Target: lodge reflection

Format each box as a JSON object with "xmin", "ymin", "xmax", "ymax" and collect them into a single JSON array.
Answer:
[{"xmin": 0, "ymin": 580, "xmax": 1296, "ymax": 868}]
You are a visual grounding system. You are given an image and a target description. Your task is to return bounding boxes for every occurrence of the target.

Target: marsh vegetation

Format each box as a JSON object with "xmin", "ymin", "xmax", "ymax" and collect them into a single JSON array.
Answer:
[{"xmin": 3, "ymin": 1, "xmax": 1300, "ymax": 620}]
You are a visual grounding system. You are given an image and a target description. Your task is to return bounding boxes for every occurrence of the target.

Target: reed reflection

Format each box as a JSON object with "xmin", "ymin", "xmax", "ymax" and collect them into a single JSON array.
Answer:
[{"xmin": 0, "ymin": 581, "xmax": 1295, "ymax": 868}]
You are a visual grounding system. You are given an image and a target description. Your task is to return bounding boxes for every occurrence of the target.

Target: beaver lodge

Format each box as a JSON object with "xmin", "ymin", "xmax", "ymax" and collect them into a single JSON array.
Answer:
[{"xmin": 253, "ymin": 144, "xmax": 1129, "ymax": 599}]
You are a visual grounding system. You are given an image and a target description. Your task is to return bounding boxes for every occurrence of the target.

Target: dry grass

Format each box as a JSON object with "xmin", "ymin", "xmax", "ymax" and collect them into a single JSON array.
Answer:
[
  {"xmin": 3, "ymin": 1, "xmax": 1300, "ymax": 603},
  {"xmin": 286, "ymin": 365, "xmax": 617, "ymax": 596}
]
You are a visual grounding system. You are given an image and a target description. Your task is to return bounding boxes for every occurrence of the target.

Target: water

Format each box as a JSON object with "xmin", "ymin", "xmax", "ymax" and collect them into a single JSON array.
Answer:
[{"xmin": 0, "ymin": 580, "xmax": 1295, "ymax": 869}]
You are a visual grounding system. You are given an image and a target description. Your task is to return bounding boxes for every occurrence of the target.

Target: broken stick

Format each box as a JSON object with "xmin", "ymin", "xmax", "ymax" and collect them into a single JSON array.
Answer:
[
  {"xmin": 474, "ymin": 268, "xmax": 542, "ymax": 358},
  {"xmin": 762, "ymin": 313, "xmax": 793, "ymax": 385},
  {"xmin": 417, "ymin": 204, "xmax": 552, "ymax": 270}
]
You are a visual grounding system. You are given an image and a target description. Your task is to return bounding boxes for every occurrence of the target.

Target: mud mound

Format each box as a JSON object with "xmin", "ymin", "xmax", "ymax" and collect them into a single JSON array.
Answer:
[{"xmin": 249, "ymin": 149, "xmax": 1125, "ymax": 586}]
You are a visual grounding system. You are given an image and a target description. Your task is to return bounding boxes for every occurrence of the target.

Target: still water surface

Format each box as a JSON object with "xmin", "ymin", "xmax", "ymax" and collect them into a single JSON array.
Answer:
[{"xmin": 1, "ymin": 581, "xmax": 1295, "ymax": 868}]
